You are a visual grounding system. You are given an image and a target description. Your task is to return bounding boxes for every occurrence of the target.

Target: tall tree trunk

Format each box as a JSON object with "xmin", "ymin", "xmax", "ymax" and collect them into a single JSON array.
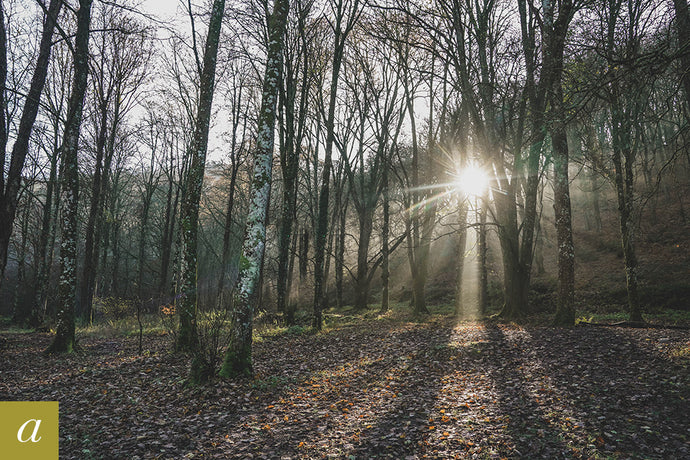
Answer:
[
  {"xmin": 354, "ymin": 208, "xmax": 373, "ymax": 311},
  {"xmin": 380, "ymin": 163, "xmax": 390, "ymax": 313},
  {"xmin": 137, "ymin": 181, "xmax": 155, "ymax": 300},
  {"xmin": 611, "ymin": 111, "xmax": 643, "ymax": 323},
  {"xmin": 29, "ymin": 126, "xmax": 60, "ymax": 328},
  {"xmin": 293, "ymin": 226, "xmax": 309, "ymax": 325},
  {"xmin": 217, "ymin": 81, "xmax": 247, "ymax": 301},
  {"xmin": 0, "ymin": 0, "xmax": 62, "ymax": 281},
  {"xmin": 495, "ymin": 183, "xmax": 531, "ymax": 319},
  {"xmin": 220, "ymin": 0, "xmax": 289, "ymax": 378},
  {"xmin": 176, "ymin": 0, "xmax": 226, "ymax": 352},
  {"xmin": 313, "ymin": 0, "xmax": 360, "ymax": 330},
  {"xmin": 79, "ymin": 103, "xmax": 108, "ymax": 323},
  {"xmin": 159, "ymin": 149, "xmax": 180, "ymax": 300},
  {"xmin": 478, "ymin": 200, "xmax": 488, "ymax": 314},
  {"xmin": 286, "ymin": 223, "xmax": 298, "ymax": 308},
  {"xmin": 47, "ymin": 0, "xmax": 93, "ymax": 354},
  {"xmin": 552, "ymin": 118, "xmax": 575, "ymax": 326},
  {"xmin": 276, "ymin": 97, "xmax": 298, "ymax": 315},
  {"xmin": 12, "ymin": 192, "xmax": 32, "ymax": 323},
  {"xmin": 0, "ymin": 1, "xmax": 8, "ymax": 187},
  {"xmin": 335, "ymin": 192, "xmax": 347, "ymax": 310},
  {"xmin": 674, "ymin": 0, "xmax": 690, "ymax": 109},
  {"xmin": 589, "ymin": 166, "xmax": 603, "ymax": 233},
  {"xmin": 217, "ymin": 160, "xmax": 239, "ymax": 298},
  {"xmin": 455, "ymin": 199, "xmax": 469, "ymax": 317}
]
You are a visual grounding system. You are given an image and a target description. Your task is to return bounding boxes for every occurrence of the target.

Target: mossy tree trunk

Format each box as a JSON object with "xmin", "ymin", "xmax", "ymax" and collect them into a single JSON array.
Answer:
[
  {"xmin": 176, "ymin": 0, "xmax": 226, "ymax": 352},
  {"xmin": 544, "ymin": 3, "xmax": 577, "ymax": 327},
  {"xmin": 48, "ymin": 0, "xmax": 93, "ymax": 354},
  {"xmin": 220, "ymin": 0, "xmax": 289, "ymax": 379}
]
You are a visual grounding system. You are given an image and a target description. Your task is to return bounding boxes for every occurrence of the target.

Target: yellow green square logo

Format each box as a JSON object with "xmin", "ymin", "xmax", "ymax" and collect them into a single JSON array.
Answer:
[{"xmin": 0, "ymin": 401, "xmax": 59, "ymax": 459}]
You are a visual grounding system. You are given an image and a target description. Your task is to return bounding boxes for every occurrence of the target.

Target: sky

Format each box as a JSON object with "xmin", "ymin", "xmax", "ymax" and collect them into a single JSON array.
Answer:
[{"xmin": 138, "ymin": 0, "xmax": 184, "ymax": 21}]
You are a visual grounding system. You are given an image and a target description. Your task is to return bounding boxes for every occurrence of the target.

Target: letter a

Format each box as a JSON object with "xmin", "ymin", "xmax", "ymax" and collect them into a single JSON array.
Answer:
[{"xmin": 17, "ymin": 419, "xmax": 42, "ymax": 442}]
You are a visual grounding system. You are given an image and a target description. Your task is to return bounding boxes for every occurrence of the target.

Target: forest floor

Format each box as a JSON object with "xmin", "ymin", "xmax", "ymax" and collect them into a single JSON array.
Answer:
[{"xmin": 1, "ymin": 313, "xmax": 690, "ymax": 459}]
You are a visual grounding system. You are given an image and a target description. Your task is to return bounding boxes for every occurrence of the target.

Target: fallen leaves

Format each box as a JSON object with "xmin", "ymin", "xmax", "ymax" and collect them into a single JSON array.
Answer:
[{"xmin": 0, "ymin": 319, "xmax": 689, "ymax": 458}]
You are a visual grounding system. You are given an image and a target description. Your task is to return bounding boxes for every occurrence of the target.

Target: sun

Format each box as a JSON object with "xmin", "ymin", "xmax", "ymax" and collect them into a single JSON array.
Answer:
[{"xmin": 455, "ymin": 163, "xmax": 489, "ymax": 197}]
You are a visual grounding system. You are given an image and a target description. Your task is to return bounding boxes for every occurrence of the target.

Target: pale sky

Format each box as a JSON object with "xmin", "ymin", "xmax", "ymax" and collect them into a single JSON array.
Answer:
[{"xmin": 138, "ymin": 0, "xmax": 184, "ymax": 20}]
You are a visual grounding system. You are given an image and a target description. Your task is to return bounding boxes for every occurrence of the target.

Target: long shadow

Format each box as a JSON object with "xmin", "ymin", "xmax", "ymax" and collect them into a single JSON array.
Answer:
[
  {"xmin": 9, "ymin": 320, "xmax": 686, "ymax": 458},
  {"xmin": 346, "ymin": 320, "xmax": 456, "ymax": 457},
  {"xmin": 472, "ymin": 323, "xmax": 575, "ymax": 458},
  {"xmin": 202, "ymin": 318, "xmax": 456, "ymax": 458},
  {"xmin": 528, "ymin": 325, "xmax": 690, "ymax": 458}
]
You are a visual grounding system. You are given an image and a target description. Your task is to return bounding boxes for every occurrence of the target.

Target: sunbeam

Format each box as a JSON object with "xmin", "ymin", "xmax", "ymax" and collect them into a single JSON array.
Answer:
[{"xmin": 454, "ymin": 163, "xmax": 489, "ymax": 198}]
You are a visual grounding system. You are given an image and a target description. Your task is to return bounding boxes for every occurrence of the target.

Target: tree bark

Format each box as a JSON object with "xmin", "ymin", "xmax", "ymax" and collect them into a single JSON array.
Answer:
[
  {"xmin": 79, "ymin": 98, "xmax": 109, "ymax": 324},
  {"xmin": 32, "ymin": 139, "xmax": 60, "ymax": 327},
  {"xmin": 176, "ymin": 0, "xmax": 226, "ymax": 352},
  {"xmin": 0, "ymin": 0, "xmax": 62, "ymax": 281},
  {"xmin": 673, "ymin": 0, "xmax": 690, "ymax": 109},
  {"xmin": 220, "ymin": 0, "xmax": 289, "ymax": 378},
  {"xmin": 313, "ymin": 0, "xmax": 360, "ymax": 330},
  {"xmin": 552, "ymin": 119, "xmax": 575, "ymax": 326},
  {"xmin": 48, "ymin": 0, "xmax": 93, "ymax": 354},
  {"xmin": 380, "ymin": 160, "xmax": 390, "ymax": 313},
  {"xmin": 454, "ymin": 199, "xmax": 468, "ymax": 317}
]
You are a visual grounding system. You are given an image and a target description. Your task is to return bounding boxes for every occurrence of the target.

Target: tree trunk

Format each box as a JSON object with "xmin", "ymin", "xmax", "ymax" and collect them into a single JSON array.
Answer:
[
  {"xmin": 176, "ymin": 0, "xmax": 226, "ymax": 352},
  {"xmin": 313, "ymin": 0, "xmax": 359, "ymax": 330},
  {"xmin": 32, "ymin": 135, "xmax": 60, "ymax": 327},
  {"xmin": 674, "ymin": 0, "xmax": 690, "ymax": 109},
  {"xmin": 220, "ymin": 0, "xmax": 288, "ymax": 379},
  {"xmin": 354, "ymin": 209, "xmax": 373, "ymax": 311},
  {"xmin": 276, "ymin": 129, "xmax": 297, "ymax": 315},
  {"xmin": 79, "ymin": 103, "xmax": 108, "ymax": 324},
  {"xmin": 12, "ymin": 192, "xmax": 32, "ymax": 323},
  {"xmin": 0, "ymin": 2, "xmax": 7, "ymax": 194},
  {"xmin": 455, "ymin": 199, "xmax": 469, "ymax": 317},
  {"xmin": 552, "ymin": 121, "xmax": 575, "ymax": 326},
  {"xmin": 158, "ymin": 152, "xmax": 178, "ymax": 300},
  {"xmin": 478, "ymin": 200, "xmax": 488, "ymax": 314},
  {"xmin": 335, "ymin": 196, "xmax": 347, "ymax": 310},
  {"xmin": 589, "ymin": 166, "xmax": 602, "ymax": 233},
  {"xmin": 612, "ymin": 121, "xmax": 643, "ymax": 323},
  {"xmin": 47, "ymin": 0, "xmax": 93, "ymax": 354},
  {"xmin": 494, "ymin": 183, "xmax": 530, "ymax": 319},
  {"xmin": 0, "ymin": 0, "xmax": 62, "ymax": 281},
  {"xmin": 380, "ymin": 165, "xmax": 390, "ymax": 314}
]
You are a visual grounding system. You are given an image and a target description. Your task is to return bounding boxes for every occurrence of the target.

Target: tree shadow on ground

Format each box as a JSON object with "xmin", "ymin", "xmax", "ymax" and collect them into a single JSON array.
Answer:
[
  {"xmin": 207, "ymin": 319, "xmax": 456, "ymax": 458},
  {"xmin": 3, "ymin": 319, "xmax": 688, "ymax": 459},
  {"xmin": 459, "ymin": 323, "xmax": 576, "ymax": 458},
  {"xmin": 527, "ymin": 325, "xmax": 690, "ymax": 458}
]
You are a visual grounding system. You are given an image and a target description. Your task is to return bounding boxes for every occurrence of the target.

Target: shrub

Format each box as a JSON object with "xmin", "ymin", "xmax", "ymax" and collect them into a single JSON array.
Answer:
[{"xmin": 94, "ymin": 297, "xmax": 134, "ymax": 321}]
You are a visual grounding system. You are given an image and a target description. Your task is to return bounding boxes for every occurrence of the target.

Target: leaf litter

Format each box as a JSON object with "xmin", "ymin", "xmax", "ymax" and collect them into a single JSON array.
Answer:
[{"xmin": 0, "ymin": 318, "xmax": 688, "ymax": 459}]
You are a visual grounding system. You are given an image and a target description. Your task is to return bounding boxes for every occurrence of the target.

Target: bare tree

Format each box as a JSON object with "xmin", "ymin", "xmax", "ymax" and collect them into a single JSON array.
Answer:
[
  {"xmin": 221, "ymin": 0, "xmax": 289, "ymax": 379},
  {"xmin": 177, "ymin": 0, "xmax": 226, "ymax": 352},
  {"xmin": 48, "ymin": 0, "xmax": 93, "ymax": 353},
  {"xmin": 0, "ymin": 0, "xmax": 62, "ymax": 282}
]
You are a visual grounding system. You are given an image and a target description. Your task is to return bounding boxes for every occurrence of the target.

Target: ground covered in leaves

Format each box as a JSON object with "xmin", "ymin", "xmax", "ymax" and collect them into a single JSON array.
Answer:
[{"xmin": 1, "ymin": 317, "xmax": 689, "ymax": 459}]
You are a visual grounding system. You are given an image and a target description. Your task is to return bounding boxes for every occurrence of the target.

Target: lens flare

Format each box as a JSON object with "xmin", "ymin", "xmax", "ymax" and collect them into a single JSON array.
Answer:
[{"xmin": 455, "ymin": 164, "xmax": 489, "ymax": 197}]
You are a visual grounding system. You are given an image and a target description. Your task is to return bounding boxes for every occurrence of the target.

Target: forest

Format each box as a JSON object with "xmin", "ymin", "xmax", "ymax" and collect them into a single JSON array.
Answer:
[{"xmin": 0, "ymin": 0, "xmax": 689, "ymax": 457}]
